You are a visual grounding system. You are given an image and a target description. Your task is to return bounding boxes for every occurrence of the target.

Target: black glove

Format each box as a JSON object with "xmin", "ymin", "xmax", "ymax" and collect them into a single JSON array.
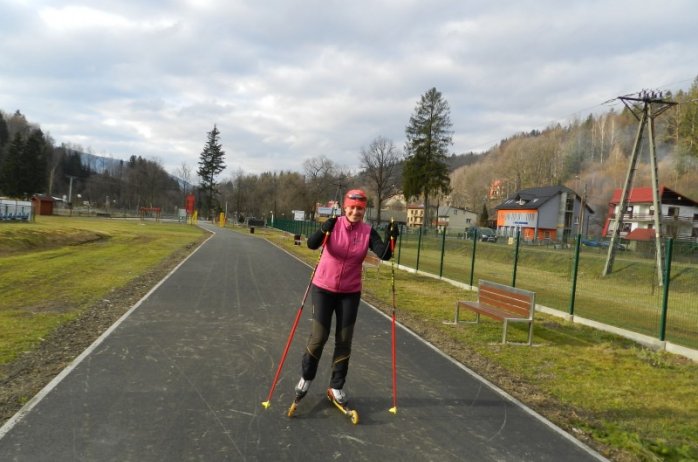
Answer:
[
  {"xmin": 387, "ymin": 222, "xmax": 400, "ymax": 241},
  {"xmin": 321, "ymin": 217, "xmax": 337, "ymax": 233}
]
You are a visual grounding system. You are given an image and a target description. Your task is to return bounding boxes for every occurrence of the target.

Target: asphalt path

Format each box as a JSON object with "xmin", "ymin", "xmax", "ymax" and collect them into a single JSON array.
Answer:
[{"xmin": 0, "ymin": 223, "xmax": 607, "ymax": 461}]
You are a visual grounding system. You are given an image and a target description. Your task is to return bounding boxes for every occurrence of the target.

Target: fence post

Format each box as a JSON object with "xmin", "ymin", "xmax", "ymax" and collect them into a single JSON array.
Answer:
[
  {"xmin": 416, "ymin": 226, "xmax": 423, "ymax": 271},
  {"xmin": 568, "ymin": 234, "xmax": 582, "ymax": 317},
  {"xmin": 659, "ymin": 238, "xmax": 673, "ymax": 341},
  {"xmin": 512, "ymin": 229, "xmax": 521, "ymax": 287},
  {"xmin": 397, "ymin": 224, "xmax": 403, "ymax": 266},
  {"xmin": 439, "ymin": 227, "xmax": 447, "ymax": 278},
  {"xmin": 469, "ymin": 233, "xmax": 477, "ymax": 288}
]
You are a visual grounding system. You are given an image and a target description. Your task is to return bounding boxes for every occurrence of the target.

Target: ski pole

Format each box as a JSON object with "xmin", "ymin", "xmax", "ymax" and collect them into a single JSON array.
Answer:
[
  {"xmin": 389, "ymin": 219, "xmax": 398, "ymax": 414},
  {"xmin": 261, "ymin": 228, "xmax": 331, "ymax": 409}
]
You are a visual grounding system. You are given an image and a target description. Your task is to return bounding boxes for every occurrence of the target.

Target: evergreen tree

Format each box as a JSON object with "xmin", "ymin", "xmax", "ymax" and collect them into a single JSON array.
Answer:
[
  {"xmin": 479, "ymin": 202, "xmax": 489, "ymax": 227},
  {"xmin": 0, "ymin": 133, "xmax": 24, "ymax": 196},
  {"xmin": 0, "ymin": 113, "xmax": 9, "ymax": 150},
  {"xmin": 403, "ymin": 87, "xmax": 453, "ymax": 228},
  {"xmin": 197, "ymin": 125, "xmax": 226, "ymax": 217},
  {"xmin": 23, "ymin": 129, "xmax": 48, "ymax": 195}
]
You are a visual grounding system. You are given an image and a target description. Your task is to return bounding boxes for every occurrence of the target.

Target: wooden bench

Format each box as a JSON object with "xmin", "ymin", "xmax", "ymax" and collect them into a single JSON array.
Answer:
[
  {"xmin": 362, "ymin": 252, "xmax": 382, "ymax": 278},
  {"xmin": 452, "ymin": 279, "xmax": 535, "ymax": 345}
]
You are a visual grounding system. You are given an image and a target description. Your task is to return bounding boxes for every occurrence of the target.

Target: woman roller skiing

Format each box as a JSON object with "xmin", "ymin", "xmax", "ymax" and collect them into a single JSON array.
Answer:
[{"xmin": 289, "ymin": 189, "xmax": 399, "ymax": 423}]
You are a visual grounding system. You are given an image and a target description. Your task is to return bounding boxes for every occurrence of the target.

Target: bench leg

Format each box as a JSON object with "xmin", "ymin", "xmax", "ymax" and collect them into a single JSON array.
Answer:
[
  {"xmin": 443, "ymin": 301, "xmax": 460, "ymax": 325},
  {"xmin": 502, "ymin": 319, "xmax": 508, "ymax": 344},
  {"xmin": 527, "ymin": 321, "xmax": 533, "ymax": 346}
]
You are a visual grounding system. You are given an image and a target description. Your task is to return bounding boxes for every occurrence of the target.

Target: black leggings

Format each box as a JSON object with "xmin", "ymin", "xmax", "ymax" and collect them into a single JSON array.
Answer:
[{"xmin": 301, "ymin": 285, "xmax": 361, "ymax": 389}]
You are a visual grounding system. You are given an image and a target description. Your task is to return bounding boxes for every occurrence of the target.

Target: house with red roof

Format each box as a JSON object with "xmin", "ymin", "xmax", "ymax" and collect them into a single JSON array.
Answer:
[{"xmin": 602, "ymin": 186, "xmax": 698, "ymax": 241}]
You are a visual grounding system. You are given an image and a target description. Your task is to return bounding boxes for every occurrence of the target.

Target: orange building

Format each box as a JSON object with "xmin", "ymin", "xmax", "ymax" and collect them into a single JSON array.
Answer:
[{"xmin": 495, "ymin": 186, "xmax": 593, "ymax": 243}]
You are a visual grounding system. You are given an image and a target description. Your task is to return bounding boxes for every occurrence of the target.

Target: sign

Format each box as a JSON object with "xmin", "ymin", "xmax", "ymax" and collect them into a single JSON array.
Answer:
[
  {"xmin": 185, "ymin": 194, "xmax": 195, "ymax": 214},
  {"xmin": 292, "ymin": 210, "xmax": 305, "ymax": 221},
  {"xmin": 502, "ymin": 210, "xmax": 537, "ymax": 227},
  {"xmin": 317, "ymin": 206, "xmax": 339, "ymax": 217}
]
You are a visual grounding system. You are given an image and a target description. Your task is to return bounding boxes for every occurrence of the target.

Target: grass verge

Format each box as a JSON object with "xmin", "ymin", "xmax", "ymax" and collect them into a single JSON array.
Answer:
[{"xmin": 0, "ymin": 216, "xmax": 206, "ymax": 365}]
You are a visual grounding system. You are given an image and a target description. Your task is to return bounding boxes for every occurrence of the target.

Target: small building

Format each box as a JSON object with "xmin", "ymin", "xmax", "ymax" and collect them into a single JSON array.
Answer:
[
  {"xmin": 602, "ymin": 186, "xmax": 698, "ymax": 241},
  {"xmin": 1, "ymin": 198, "xmax": 33, "ymax": 221},
  {"xmin": 494, "ymin": 185, "xmax": 593, "ymax": 243},
  {"xmin": 406, "ymin": 203, "xmax": 424, "ymax": 228},
  {"xmin": 32, "ymin": 194, "xmax": 55, "ymax": 215},
  {"xmin": 435, "ymin": 205, "xmax": 478, "ymax": 235}
]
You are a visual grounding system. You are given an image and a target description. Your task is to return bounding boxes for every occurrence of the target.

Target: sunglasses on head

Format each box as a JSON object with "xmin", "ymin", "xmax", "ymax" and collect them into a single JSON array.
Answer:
[{"xmin": 347, "ymin": 194, "xmax": 367, "ymax": 201}]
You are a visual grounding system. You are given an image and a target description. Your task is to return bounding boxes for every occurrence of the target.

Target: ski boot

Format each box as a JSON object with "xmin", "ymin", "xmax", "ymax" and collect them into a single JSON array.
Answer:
[
  {"xmin": 326, "ymin": 388, "xmax": 359, "ymax": 425},
  {"xmin": 287, "ymin": 378, "xmax": 311, "ymax": 417}
]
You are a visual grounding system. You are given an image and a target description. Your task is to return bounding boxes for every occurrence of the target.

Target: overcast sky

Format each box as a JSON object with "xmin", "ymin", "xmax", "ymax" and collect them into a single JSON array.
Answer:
[{"xmin": 2, "ymin": 1, "xmax": 697, "ymax": 178}]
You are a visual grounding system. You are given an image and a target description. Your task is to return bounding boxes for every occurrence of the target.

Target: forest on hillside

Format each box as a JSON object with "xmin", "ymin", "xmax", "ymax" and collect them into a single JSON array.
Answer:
[{"xmin": 450, "ymin": 79, "xmax": 698, "ymax": 235}]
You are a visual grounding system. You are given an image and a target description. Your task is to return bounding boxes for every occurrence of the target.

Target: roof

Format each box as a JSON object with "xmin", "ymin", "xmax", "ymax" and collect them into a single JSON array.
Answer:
[
  {"xmin": 495, "ymin": 185, "xmax": 594, "ymax": 213},
  {"xmin": 625, "ymin": 228, "xmax": 656, "ymax": 241},
  {"xmin": 31, "ymin": 194, "xmax": 55, "ymax": 202},
  {"xmin": 609, "ymin": 186, "xmax": 698, "ymax": 206}
]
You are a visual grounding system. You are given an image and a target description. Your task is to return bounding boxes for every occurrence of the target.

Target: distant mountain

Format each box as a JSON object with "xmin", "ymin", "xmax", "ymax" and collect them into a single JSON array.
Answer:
[{"xmin": 78, "ymin": 151, "xmax": 125, "ymax": 174}]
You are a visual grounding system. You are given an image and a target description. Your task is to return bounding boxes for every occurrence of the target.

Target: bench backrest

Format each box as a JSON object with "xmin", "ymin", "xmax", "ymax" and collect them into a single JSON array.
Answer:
[{"xmin": 478, "ymin": 280, "xmax": 535, "ymax": 318}]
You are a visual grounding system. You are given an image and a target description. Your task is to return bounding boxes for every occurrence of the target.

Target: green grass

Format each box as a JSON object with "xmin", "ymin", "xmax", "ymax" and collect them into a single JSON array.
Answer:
[
  {"xmin": 257, "ymin": 226, "xmax": 698, "ymax": 462},
  {"xmin": 0, "ymin": 216, "xmax": 205, "ymax": 364}
]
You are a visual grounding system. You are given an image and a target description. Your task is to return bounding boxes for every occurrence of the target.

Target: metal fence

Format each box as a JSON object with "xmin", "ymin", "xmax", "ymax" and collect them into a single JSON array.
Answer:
[
  {"xmin": 269, "ymin": 219, "xmax": 697, "ymax": 350},
  {"xmin": 396, "ymin": 226, "xmax": 698, "ymax": 350}
]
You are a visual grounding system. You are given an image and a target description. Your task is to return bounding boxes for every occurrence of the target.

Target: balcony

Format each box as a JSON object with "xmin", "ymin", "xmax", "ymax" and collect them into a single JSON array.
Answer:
[{"xmin": 610, "ymin": 213, "xmax": 696, "ymax": 224}]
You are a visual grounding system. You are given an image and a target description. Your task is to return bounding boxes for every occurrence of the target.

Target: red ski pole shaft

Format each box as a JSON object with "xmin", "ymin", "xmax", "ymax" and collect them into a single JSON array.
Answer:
[{"xmin": 262, "ymin": 231, "xmax": 330, "ymax": 409}]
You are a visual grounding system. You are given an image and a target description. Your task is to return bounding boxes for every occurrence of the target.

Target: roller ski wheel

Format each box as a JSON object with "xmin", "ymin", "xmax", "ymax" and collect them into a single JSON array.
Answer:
[
  {"xmin": 287, "ymin": 400, "xmax": 299, "ymax": 418},
  {"xmin": 288, "ymin": 390, "xmax": 307, "ymax": 418},
  {"xmin": 326, "ymin": 388, "xmax": 359, "ymax": 425}
]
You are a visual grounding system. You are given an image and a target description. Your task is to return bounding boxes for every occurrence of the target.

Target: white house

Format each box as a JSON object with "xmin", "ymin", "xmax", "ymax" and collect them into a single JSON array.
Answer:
[{"xmin": 603, "ymin": 186, "xmax": 698, "ymax": 241}]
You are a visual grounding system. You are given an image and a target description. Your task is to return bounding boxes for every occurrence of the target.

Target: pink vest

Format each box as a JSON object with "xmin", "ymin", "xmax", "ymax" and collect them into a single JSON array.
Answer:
[{"xmin": 312, "ymin": 216, "xmax": 371, "ymax": 293}]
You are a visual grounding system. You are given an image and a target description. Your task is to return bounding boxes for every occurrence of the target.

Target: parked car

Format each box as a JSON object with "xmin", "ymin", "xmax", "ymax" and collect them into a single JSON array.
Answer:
[
  {"xmin": 467, "ymin": 227, "xmax": 498, "ymax": 242},
  {"xmin": 480, "ymin": 230, "xmax": 498, "ymax": 242}
]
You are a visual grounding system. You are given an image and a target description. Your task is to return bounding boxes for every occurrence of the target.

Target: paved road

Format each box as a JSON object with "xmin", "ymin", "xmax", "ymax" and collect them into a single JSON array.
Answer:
[{"xmin": 0, "ymin": 224, "xmax": 606, "ymax": 461}]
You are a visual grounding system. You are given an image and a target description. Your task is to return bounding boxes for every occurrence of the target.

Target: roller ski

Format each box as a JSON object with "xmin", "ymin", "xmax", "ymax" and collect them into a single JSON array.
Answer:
[
  {"xmin": 287, "ymin": 377, "xmax": 311, "ymax": 417},
  {"xmin": 326, "ymin": 388, "xmax": 359, "ymax": 425}
]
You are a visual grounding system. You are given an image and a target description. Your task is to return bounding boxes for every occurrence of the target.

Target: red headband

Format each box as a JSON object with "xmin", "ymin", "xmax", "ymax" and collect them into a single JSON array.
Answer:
[{"xmin": 344, "ymin": 189, "xmax": 367, "ymax": 208}]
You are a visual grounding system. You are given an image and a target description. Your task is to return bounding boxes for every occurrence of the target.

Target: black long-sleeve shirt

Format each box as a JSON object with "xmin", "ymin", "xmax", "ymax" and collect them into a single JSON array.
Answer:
[{"xmin": 307, "ymin": 226, "xmax": 393, "ymax": 260}]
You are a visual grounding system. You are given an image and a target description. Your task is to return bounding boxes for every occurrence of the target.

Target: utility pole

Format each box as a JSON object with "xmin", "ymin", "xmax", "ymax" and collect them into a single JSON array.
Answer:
[
  {"xmin": 602, "ymin": 91, "xmax": 676, "ymax": 285},
  {"xmin": 66, "ymin": 175, "xmax": 77, "ymax": 205}
]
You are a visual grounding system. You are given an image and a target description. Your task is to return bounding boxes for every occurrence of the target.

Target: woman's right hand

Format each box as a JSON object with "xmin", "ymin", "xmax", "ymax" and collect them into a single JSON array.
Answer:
[{"xmin": 321, "ymin": 217, "xmax": 337, "ymax": 233}]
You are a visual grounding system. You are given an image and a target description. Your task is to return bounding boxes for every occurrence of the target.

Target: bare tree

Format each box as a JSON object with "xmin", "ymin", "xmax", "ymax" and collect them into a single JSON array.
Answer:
[
  {"xmin": 303, "ymin": 155, "xmax": 340, "ymax": 215},
  {"xmin": 175, "ymin": 163, "xmax": 193, "ymax": 195},
  {"xmin": 360, "ymin": 136, "xmax": 400, "ymax": 225}
]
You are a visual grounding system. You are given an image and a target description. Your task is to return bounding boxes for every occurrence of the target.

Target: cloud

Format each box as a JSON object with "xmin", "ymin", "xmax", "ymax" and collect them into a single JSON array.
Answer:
[{"xmin": 2, "ymin": 0, "xmax": 697, "ymax": 177}]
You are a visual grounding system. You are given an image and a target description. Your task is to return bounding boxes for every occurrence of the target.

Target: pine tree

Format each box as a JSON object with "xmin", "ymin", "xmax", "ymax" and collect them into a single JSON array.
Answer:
[
  {"xmin": 0, "ymin": 114, "xmax": 9, "ymax": 151},
  {"xmin": 479, "ymin": 202, "xmax": 489, "ymax": 227},
  {"xmin": 0, "ymin": 133, "xmax": 24, "ymax": 196},
  {"xmin": 22, "ymin": 129, "xmax": 48, "ymax": 195},
  {"xmin": 197, "ymin": 125, "xmax": 226, "ymax": 217},
  {"xmin": 403, "ymin": 87, "xmax": 453, "ymax": 229}
]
